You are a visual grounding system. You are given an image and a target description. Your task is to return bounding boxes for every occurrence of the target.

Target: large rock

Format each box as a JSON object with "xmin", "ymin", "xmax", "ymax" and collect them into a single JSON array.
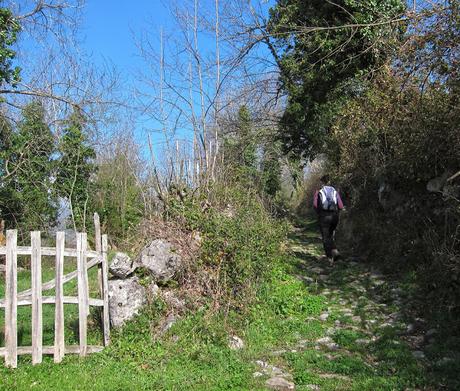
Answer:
[
  {"xmin": 135, "ymin": 239, "xmax": 182, "ymax": 283},
  {"xmin": 108, "ymin": 276, "xmax": 147, "ymax": 328},
  {"xmin": 109, "ymin": 252, "xmax": 135, "ymax": 279}
]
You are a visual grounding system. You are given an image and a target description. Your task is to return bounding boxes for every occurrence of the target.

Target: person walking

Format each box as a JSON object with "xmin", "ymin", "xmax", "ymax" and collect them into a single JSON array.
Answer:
[{"xmin": 313, "ymin": 175, "xmax": 344, "ymax": 264}]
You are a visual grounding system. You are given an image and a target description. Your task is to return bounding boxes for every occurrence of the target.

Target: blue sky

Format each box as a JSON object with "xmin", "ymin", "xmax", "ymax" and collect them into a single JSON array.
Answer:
[
  {"xmin": 78, "ymin": 1, "xmax": 276, "ymax": 157},
  {"xmin": 81, "ymin": 1, "xmax": 169, "ymax": 74},
  {"xmin": 81, "ymin": 1, "xmax": 179, "ymax": 150}
]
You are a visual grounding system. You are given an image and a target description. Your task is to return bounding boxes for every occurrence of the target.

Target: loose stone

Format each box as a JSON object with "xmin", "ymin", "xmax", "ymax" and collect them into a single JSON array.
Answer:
[
  {"xmin": 319, "ymin": 312, "xmax": 329, "ymax": 321},
  {"xmin": 228, "ymin": 335, "xmax": 244, "ymax": 350},
  {"xmin": 412, "ymin": 351, "xmax": 426, "ymax": 360},
  {"xmin": 351, "ymin": 316, "xmax": 361, "ymax": 323},
  {"xmin": 265, "ymin": 376, "xmax": 295, "ymax": 390}
]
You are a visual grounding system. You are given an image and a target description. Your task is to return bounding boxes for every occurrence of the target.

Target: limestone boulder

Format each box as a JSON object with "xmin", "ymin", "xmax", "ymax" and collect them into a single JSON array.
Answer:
[
  {"xmin": 109, "ymin": 252, "xmax": 135, "ymax": 279},
  {"xmin": 135, "ymin": 239, "xmax": 182, "ymax": 283},
  {"xmin": 108, "ymin": 276, "xmax": 147, "ymax": 328}
]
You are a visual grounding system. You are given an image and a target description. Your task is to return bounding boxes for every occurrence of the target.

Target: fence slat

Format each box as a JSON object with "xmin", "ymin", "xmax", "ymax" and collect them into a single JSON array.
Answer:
[
  {"xmin": 5, "ymin": 230, "xmax": 17, "ymax": 368},
  {"xmin": 0, "ymin": 345, "xmax": 104, "ymax": 356},
  {"xmin": 31, "ymin": 231, "xmax": 43, "ymax": 365},
  {"xmin": 77, "ymin": 233, "xmax": 89, "ymax": 357},
  {"xmin": 0, "ymin": 246, "xmax": 99, "ymax": 258},
  {"xmin": 0, "ymin": 256, "xmax": 102, "ymax": 304},
  {"xmin": 54, "ymin": 231, "xmax": 65, "ymax": 363},
  {"xmin": 94, "ymin": 213, "xmax": 102, "ymax": 254},
  {"xmin": 101, "ymin": 234, "xmax": 110, "ymax": 346},
  {"xmin": 94, "ymin": 212, "xmax": 104, "ymax": 302},
  {"xmin": 0, "ymin": 296, "xmax": 103, "ymax": 308}
]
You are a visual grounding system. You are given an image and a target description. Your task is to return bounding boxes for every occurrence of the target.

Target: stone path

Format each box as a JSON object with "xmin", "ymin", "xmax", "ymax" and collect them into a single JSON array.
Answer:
[{"xmin": 256, "ymin": 226, "xmax": 457, "ymax": 390}]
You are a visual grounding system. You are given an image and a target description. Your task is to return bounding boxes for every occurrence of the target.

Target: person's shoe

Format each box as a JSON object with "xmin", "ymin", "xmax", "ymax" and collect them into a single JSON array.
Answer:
[
  {"xmin": 331, "ymin": 249, "xmax": 341, "ymax": 261},
  {"xmin": 319, "ymin": 255, "xmax": 329, "ymax": 262}
]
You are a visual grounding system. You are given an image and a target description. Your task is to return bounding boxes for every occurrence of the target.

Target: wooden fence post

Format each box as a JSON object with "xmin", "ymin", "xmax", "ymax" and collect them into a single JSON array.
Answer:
[
  {"xmin": 94, "ymin": 213, "xmax": 102, "ymax": 254},
  {"xmin": 101, "ymin": 234, "xmax": 110, "ymax": 346},
  {"xmin": 5, "ymin": 230, "xmax": 18, "ymax": 368},
  {"xmin": 54, "ymin": 231, "xmax": 65, "ymax": 363},
  {"xmin": 77, "ymin": 233, "xmax": 89, "ymax": 356},
  {"xmin": 94, "ymin": 213, "xmax": 103, "ymax": 301},
  {"xmin": 31, "ymin": 231, "xmax": 43, "ymax": 365}
]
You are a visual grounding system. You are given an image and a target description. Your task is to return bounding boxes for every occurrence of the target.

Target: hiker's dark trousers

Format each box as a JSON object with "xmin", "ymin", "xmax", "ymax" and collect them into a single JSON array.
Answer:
[{"xmin": 318, "ymin": 212, "xmax": 339, "ymax": 258}]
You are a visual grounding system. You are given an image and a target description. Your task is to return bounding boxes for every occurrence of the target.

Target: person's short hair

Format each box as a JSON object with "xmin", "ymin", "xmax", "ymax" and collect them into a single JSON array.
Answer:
[{"xmin": 320, "ymin": 175, "xmax": 330, "ymax": 184}]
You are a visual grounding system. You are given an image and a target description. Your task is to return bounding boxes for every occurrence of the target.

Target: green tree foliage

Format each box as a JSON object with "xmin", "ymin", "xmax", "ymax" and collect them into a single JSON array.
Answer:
[
  {"xmin": 0, "ymin": 102, "xmax": 57, "ymax": 230},
  {"xmin": 222, "ymin": 105, "xmax": 283, "ymax": 200},
  {"xmin": 55, "ymin": 110, "xmax": 96, "ymax": 231},
  {"xmin": 237, "ymin": 106, "xmax": 257, "ymax": 170},
  {"xmin": 223, "ymin": 105, "xmax": 257, "ymax": 173},
  {"xmin": 17, "ymin": 102, "xmax": 57, "ymax": 229},
  {"xmin": 0, "ymin": 114, "xmax": 21, "ymax": 226},
  {"xmin": 0, "ymin": 7, "xmax": 21, "ymax": 86},
  {"xmin": 267, "ymin": 0, "xmax": 406, "ymax": 158},
  {"xmin": 260, "ymin": 144, "xmax": 281, "ymax": 197},
  {"xmin": 93, "ymin": 136, "xmax": 144, "ymax": 242}
]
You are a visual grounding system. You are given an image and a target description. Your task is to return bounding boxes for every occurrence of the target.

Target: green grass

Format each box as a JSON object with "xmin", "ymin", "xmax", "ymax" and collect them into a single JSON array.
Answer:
[{"xmin": 0, "ymin": 219, "xmax": 458, "ymax": 390}]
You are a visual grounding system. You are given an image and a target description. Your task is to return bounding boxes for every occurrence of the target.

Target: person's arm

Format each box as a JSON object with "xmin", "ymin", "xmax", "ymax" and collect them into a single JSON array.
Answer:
[
  {"xmin": 337, "ymin": 192, "xmax": 344, "ymax": 210},
  {"xmin": 313, "ymin": 190, "xmax": 319, "ymax": 210}
]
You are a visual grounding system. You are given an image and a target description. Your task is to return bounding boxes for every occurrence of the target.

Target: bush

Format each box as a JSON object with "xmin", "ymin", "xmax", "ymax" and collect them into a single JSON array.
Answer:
[{"xmin": 167, "ymin": 182, "xmax": 288, "ymax": 310}]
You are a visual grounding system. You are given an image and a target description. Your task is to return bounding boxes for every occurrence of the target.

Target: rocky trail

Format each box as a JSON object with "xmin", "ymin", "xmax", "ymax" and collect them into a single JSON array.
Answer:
[{"xmin": 254, "ymin": 222, "xmax": 459, "ymax": 391}]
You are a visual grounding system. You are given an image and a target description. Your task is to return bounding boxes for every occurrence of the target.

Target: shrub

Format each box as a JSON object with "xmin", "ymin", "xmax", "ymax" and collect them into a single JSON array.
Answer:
[{"xmin": 167, "ymin": 182, "xmax": 288, "ymax": 310}]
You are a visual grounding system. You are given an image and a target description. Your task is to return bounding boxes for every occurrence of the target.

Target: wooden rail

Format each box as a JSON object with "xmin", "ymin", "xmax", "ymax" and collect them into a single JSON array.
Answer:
[{"xmin": 0, "ymin": 213, "xmax": 110, "ymax": 368}]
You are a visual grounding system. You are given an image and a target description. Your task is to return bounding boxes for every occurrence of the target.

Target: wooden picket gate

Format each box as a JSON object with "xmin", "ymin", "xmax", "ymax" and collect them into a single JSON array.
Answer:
[{"xmin": 0, "ymin": 214, "xmax": 110, "ymax": 368}]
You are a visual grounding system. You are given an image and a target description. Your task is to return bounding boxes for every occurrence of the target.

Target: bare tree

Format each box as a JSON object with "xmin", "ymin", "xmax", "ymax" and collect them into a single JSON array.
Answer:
[
  {"xmin": 134, "ymin": 1, "xmax": 283, "ymax": 191},
  {"xmin": 1, "ymin": 1, "xmax": 122, "ymax": 134}
]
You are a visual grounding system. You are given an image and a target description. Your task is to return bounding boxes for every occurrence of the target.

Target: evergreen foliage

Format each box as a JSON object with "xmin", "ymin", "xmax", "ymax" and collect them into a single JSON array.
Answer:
[
  {"xmin": 0, "ymin": 7, "xmax": 21, "ymax": 86},
  {"xmin": 0, "ymin": 114, "xmax": 21, "ymax": 226},
  {"xmin": 222, "ymin": 105, "xmax": 283, "ymax": 201},
  {"xmin": 0, "ymin": 102, "xmax": 57, "ymax": 230},
  {"xmin": 55, "ymin": 110, "xmax": 96, "ymax": 231},
  {"xmin": 223, "ymin": 105, "xmax": 257, "ymax": 173},
  {"xmin": 260, "ymin": 144, "xmax": 282, "ymax": 198},
  {"xmin": 93, "ymin": 138, "xmax": 144, "ymax": 242}
]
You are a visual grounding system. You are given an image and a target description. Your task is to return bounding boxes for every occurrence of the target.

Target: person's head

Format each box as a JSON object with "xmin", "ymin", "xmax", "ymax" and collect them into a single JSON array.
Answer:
[{"xmin": 320, "ymin": 175, "xmax": 330, "ymax": 185}]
